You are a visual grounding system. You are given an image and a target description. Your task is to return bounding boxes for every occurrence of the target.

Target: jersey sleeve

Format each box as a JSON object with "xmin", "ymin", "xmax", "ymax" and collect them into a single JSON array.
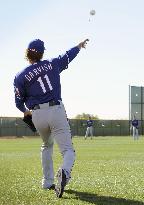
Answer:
[
  {"xmin": 57, "ymin": 46, "xmax": 80, "ymax": 73},
  {"xmin": 14, "ymin": 76, "xmax": 27, "ymax": 113}
]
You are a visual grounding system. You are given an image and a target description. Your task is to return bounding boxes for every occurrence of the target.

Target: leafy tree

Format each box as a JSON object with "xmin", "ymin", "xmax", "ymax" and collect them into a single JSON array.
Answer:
[{"xmin": 75, "ymin": 113, "xmax": 99, "ymax": 120}]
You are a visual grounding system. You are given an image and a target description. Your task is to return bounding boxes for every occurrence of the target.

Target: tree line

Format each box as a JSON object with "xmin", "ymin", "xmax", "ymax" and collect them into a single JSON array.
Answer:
[{"xmin": 75, "ymin": 113, "xmax": 99, "ymax": 120}]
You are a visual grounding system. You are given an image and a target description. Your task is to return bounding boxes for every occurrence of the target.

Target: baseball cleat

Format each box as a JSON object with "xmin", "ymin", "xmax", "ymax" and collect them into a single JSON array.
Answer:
[
  {"xmin": 42, "ymin": 183, "xmax": 55, "ymax": 190},
  {"xmin": 55, "ymin": 168, "xmax": 67, "ymax": 198},
  {"xmin": 48, "ymin": 184, "xmax": 55, "ymax": 190}
]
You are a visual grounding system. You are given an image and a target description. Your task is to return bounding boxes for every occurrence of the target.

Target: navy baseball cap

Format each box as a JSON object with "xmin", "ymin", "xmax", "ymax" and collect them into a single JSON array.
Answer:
[{"xmin": 28, "ymin": 39, "xmax": 45, "ymax": 53}]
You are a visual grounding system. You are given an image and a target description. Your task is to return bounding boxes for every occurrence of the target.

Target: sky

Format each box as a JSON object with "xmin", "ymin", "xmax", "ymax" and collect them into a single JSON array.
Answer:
[{"xmin": 0, "ymin": 0, "xmax": 144, "ymax": 119}]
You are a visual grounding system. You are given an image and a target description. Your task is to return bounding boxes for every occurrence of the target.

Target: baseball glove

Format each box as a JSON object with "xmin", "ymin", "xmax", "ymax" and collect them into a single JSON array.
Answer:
[{"xmin": 23, "ymin": 115, "xmax": 36, "ymax": 132}]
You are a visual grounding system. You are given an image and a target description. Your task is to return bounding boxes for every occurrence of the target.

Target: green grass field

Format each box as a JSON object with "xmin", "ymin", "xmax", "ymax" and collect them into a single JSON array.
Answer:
[{"xmin": 0, "ymin": 136, "xmax": 144, "ymax": 205}]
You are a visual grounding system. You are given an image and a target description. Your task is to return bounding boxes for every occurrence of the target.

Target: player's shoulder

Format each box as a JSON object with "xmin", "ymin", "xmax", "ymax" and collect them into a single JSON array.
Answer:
[
  {"xmin": 49, "ymin": 57, "xmax": 59, "ymax": 64},
  {"xmin": 43, "ymin": 57, "xmax": 59, "ymax": 68},
  {"xmin": 15, "ymin": 65, "xmax": 30, "ymax": 79}
]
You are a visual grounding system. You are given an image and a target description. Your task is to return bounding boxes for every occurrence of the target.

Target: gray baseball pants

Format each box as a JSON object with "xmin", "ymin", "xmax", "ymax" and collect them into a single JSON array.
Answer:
[
  {"xmin": 32, "ymin": 101, "xmax": 75, "ymax": 188},
  {"xmin": 85, "ymin": 126, "xmax": 93, "ymax": 139},
  {"xmin": 132, "ymin": 126, "xmax": 139, "ymax": 140}
]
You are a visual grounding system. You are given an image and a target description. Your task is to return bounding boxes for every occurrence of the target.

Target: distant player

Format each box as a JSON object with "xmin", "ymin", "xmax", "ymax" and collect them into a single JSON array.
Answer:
[
  {"xmin": 131, "ymin": 116, "xmax": 139, "ymax": 140},
  {"xmin": 13, "ymin": 38, "xmax": 89, "ymax": 198},
  {"xmin": 85, "ymin": 116, "xmax": 93, "ymax": 139}
]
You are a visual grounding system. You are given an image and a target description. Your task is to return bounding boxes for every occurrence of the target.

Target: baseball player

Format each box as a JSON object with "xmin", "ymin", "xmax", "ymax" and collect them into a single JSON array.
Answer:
[
  {"xmin": 85, "ymin": 116, "xmax": 93, "ymax": 139},
  {"xmin": 13, "ymin": 38, "xmax": 89, "ymax": 198},
  {"xmin": 131, "ymin": 116, "xmax": 139, "ymax": 140}
]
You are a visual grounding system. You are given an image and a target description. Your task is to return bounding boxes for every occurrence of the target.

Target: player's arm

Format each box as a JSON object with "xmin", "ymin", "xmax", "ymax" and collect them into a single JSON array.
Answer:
[
  {"xmin": 86, "ymin": 120, "xmax": 88, "ymax": 127},
  {"xmin": 14, "ymin": 76, "xmax": 28, "ymax": 113},
  {"xmin": 57, "ymin": 39, "xmax": 89, "ymax": 73},
  {"xmin": 91, "ymin": 120, "xmax": 94, "ymax": 126},
  {"xmin": 136, "ymin": 120, "xmax": 139, "ymax": 129}
]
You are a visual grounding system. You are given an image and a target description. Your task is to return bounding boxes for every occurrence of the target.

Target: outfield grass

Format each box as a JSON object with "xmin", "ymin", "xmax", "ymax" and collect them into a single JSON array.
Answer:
[{"xmin": 0, "ymin": 136, "xmax": 144, "ymax": 205}]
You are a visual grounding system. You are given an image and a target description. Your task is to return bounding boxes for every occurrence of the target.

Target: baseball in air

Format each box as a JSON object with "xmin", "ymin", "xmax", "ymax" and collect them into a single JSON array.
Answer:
[{"xmin": 90, "ymin": 9, "xmax": 96, "ymax": 16}]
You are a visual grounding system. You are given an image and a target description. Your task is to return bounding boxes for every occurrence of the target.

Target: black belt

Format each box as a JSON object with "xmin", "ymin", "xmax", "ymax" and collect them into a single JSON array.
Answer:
[{"xmin": 33, "ymin": 100, "xmax": 60, "ymax": 110}]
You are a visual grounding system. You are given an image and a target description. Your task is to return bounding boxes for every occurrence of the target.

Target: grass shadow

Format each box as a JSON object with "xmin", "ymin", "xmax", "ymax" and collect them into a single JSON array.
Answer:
[{"xmin": 64, "ymin": 189, "xmax": 144, "ymax": 205}]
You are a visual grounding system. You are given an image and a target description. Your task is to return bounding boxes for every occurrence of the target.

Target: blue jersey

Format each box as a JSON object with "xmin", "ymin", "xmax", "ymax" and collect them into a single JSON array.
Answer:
[
  {"xmin": 87, "ymin": 120, "xmax": 93, "ymax": 127},
  {"xmin": 14, "ymin": 46, "xmax": 80, "ymax": 112},
  {"xmin": 132, "ymin": 119, "xmax": 138, "ymax": 128}
]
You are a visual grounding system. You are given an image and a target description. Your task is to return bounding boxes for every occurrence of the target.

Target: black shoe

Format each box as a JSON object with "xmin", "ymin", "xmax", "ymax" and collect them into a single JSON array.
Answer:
[
  {"xmin": 55, "ymin": 169, "xmax": 67, "ymax": 198},
  {"xmin": 48, "ymin": 184, "xmax": 55, "ymax": 190}
]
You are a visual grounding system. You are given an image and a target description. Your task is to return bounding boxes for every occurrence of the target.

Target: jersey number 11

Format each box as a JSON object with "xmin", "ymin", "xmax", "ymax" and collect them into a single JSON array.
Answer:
[{"xmin": 37, "ymin": 74, "xmax": 53, "ymax": 93}]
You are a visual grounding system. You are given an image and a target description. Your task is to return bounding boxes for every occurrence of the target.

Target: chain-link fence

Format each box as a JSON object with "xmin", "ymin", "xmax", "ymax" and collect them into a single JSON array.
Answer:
[
  {"xmin": 0, "ymin": 117, "xmax": 133, "ymax": 137},
  {"xmin": 70, "ymin": 119, "xmax": 131, "ymax": 136},
  {"xmin": 0, "ymin": 117, "xmax": 36, "ymax": 137}
]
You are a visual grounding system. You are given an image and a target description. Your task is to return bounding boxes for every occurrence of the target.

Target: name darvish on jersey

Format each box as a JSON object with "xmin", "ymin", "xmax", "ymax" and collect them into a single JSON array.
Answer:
[{"xmin": 14, "ymin": 46, "xmax": 80, "ymax": 112}]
